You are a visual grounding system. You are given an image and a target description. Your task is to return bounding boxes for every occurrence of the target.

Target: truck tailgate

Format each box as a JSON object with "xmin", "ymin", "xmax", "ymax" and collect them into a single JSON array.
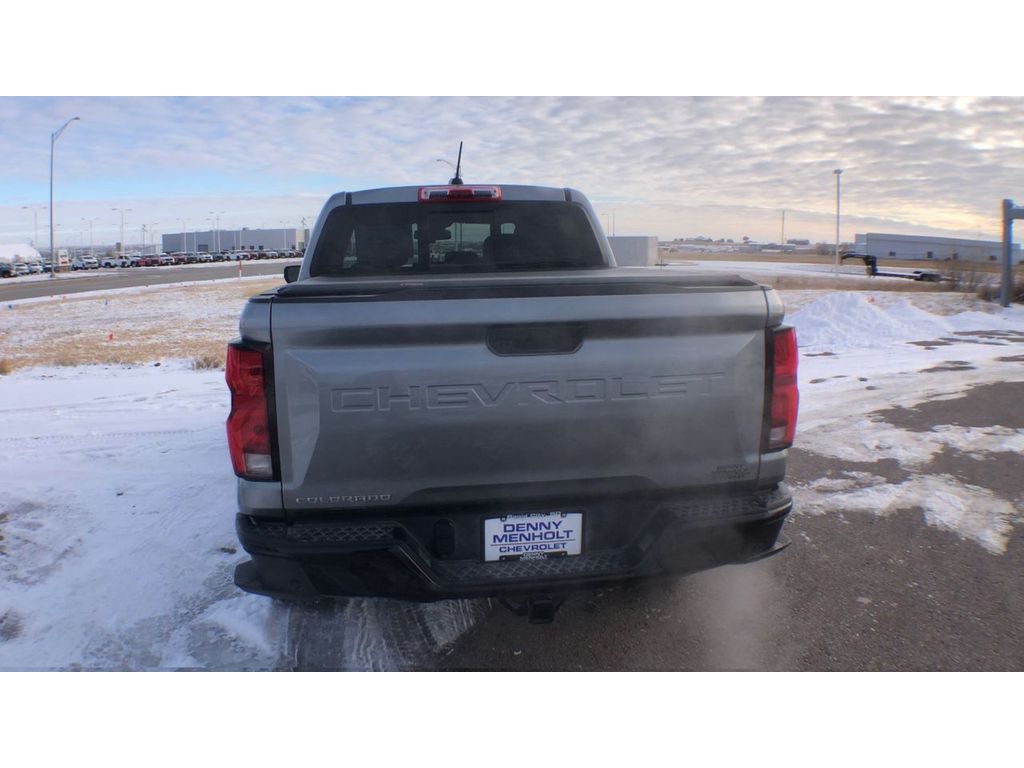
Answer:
[{"xmin": 268, "ymin": 275, "xmax": 770, "ymax": 513}]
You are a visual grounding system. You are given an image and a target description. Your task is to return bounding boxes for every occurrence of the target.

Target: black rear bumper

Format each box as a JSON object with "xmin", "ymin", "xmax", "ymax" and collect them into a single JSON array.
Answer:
[{"xmin": 234, "ymin": 485, "xmax": 793, "ymax": 602}]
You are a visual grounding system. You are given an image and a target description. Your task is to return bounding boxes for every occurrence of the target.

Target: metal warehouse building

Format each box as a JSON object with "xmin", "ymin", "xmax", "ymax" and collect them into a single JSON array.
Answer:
[
  {"xmin": 854, "ymin": 233, "xmax": 1021, "ymax": 264},
  {"xmin": 162, "ymin": 227, "xmax": 309, "ymax": 254},
  {"xmin": 608, "ymin": 236, "xmax": 659, "ymax": 266}
]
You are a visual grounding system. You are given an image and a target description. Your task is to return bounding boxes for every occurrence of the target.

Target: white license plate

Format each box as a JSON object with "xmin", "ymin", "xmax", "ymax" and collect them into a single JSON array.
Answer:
[{"xmin": 483, "ymin": 511, "xmax": 584, "ymax": 562}]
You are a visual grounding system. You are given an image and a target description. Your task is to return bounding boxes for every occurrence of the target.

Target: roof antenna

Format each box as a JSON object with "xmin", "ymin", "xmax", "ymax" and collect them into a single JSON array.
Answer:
[{"xmin": 450, "ymin": 141, "xmax": 463, "ymax": 185}]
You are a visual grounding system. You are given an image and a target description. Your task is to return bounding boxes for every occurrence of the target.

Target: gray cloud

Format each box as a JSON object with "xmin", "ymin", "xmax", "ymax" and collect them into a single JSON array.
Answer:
[{"xmin": 2, "ymin": 96, "xmax": 1023, "ymax": 243}]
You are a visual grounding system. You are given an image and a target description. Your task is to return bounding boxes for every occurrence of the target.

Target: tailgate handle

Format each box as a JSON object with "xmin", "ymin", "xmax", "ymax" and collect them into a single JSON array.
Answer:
[{"xmin": 486, "ymin": 323, "xmax": 585, "ymax": 356}]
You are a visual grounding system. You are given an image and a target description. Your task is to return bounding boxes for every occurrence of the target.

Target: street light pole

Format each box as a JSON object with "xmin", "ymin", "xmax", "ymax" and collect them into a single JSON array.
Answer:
[
  {"xmin": 112, "ymin": 207, "xmax": 132, "ymax": 256},
  {"xmin": 209, "ymin": 211, "xmax": 225, "ymax": 254},
  {"xmin": 301, "ymin": 215, "xmax": 317, "ymax": 251},
  {"xmin": 834, "ymin": 168, "xmax": 843, "ymax": 275},
  {"xmin": 49, "ymin": 117, "xmax": 80, "ymax": 276},
  {"xmin": 147, "ymin": 223, "xmax": 160, "ymax": 255},
  {"xmin": 81, "ymin": 217, "xmax": 97, "ymax": 258},
  {"xmin": 23, "ymin": 206, "xmax": 46, "ymax": 249}
]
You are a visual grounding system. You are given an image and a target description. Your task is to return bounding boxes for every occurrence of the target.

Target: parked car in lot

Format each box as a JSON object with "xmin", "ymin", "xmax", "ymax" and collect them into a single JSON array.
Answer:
[
  {"xmin": 196, "ymin": 252, "xmax": 214, "ymax": 263},
  {"xmin": 158, "ymin": 253, "xmax": 174, "ymax": 266},
  {"xmin": 0, "ymin": 262, "xmax": 14, "ymax": 278},
  {"xmin": 100, "ymin": 256, "xmax": 127, "ymax": 268},
  {"xmin": 26, "ymin": 262, "xmax": 43, "ymax": 274},
  {"xmin": 13, "ymin": 262, "xmax": 31, "ymax": 276},
  {"xmin": 169, "ymin": 252, "xmax": 189, "ymax": 265},
  {"xmin": 71, "ymin": 256, "xmax": 100, "ymax": 270}
]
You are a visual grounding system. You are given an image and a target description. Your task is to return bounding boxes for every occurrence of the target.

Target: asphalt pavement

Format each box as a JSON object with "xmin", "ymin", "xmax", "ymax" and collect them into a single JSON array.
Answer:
[
  {"xmin": 424, "ymin": 380, "xmax": 1024, "ymax": 671},
  {"xmin": 0, "ymin": 260, "xmax": 296, "ymax": 301}
]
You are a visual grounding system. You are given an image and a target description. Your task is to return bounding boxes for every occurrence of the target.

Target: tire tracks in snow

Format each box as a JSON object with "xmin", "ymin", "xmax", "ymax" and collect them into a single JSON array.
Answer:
[{"xmin": 284, "ymin": 598, "xmax": 487, "ymax": 671}]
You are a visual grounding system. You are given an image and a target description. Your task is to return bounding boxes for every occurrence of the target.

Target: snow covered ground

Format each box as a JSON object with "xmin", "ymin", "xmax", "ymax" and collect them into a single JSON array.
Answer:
[
  {"xmin": 0, "ymin": 361, "xmax": 481, "ymax": 670},
  {"xmin": 1, "ymin": 278, "xmax": 1022, "ymax": 670},
  {"xmin": 788, "ymin": 291, "xmax": 1024, "ymax": 555}
]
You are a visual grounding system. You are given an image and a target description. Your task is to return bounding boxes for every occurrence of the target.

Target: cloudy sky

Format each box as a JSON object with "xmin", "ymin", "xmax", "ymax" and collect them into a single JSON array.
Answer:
[{"xmin": 1, "ymin": 96, "xmax": 1022, "ymax": 248}]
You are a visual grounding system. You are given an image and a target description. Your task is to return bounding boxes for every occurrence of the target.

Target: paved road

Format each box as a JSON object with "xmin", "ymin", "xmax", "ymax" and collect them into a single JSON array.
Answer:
[
  {"xmin": 0, "ymin": 260, "xmax": 297, "ymax": 301},
  {"xmin": 418, "ymin": 380, "xmax": 1024, "ymax": 671}
]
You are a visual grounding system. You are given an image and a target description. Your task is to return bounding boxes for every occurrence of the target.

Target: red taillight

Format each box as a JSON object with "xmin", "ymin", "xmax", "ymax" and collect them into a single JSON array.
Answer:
[
  {"xmin": 226, "ymin": 345, "xmax": 273, "ymax": 479},
  {"xmin": 766, "ymin": 326, "xmax": 799, "ymax": 451},
  {"xmin": 418, "ymin": 185, "xmax": 503, "ymax": 203}
]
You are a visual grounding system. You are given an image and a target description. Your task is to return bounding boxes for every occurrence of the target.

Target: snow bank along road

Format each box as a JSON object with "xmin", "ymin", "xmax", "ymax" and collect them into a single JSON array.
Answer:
[{"xmin": 1, "ymin": 282, "xmax": 1023, "ymax": 670}]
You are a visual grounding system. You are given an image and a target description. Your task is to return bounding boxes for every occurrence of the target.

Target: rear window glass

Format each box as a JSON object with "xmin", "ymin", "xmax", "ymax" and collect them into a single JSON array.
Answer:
[{"xmin": 309, "ymin": 201, "xmax": 605, "ymax": 276}]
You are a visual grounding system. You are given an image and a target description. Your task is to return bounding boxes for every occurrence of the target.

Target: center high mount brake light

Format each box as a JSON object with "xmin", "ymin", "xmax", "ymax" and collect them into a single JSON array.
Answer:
[{"xmin": 418, "ymin": 186, "xmax": 503, "ymax": 203}]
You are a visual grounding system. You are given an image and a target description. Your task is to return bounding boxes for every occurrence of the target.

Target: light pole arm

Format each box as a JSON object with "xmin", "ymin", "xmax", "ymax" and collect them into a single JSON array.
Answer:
[{"xmin": 52, "ymin": 116, "xmax": 79, "ymax": 143}]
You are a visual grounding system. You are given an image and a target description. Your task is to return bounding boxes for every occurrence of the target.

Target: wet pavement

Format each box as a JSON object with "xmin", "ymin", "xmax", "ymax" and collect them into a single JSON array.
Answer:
[{"xmin": 428, "ymin": 381, "xmax": 1024, "ymax": 671}]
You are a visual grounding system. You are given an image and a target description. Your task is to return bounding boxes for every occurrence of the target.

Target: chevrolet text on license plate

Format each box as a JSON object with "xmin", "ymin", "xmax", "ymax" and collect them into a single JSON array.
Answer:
[{"xmin": 483, "ymin": 512, "xmax": 584, "ymax": 562}]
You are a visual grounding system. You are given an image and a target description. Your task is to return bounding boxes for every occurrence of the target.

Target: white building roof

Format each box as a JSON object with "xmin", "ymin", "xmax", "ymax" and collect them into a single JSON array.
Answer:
[
  {"xmin": 0, "ymin": 243, "xmax": 42, "ymax": 263},
  {"xmin": 856, "ymin": 232, "xmax": 1019, "ymax": 251}
]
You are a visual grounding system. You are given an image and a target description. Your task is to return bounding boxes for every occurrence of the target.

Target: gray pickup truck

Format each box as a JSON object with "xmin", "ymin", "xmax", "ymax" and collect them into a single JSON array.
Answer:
[{"xmin": 226, "ymin": 183, "xmax": 798, "ymax": 619}]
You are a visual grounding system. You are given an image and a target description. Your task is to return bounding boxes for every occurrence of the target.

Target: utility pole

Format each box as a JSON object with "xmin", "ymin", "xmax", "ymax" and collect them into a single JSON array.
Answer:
[
  {"xmin": 1001, "ymin": 199, "xmax": 1024, "ymax": 308},
  {"xmin": 833, "ymin": 169, "xmax": 843, "ymax": 275},
  {"xmin": 781, "ymin": 209, "xmax": 786, "ymax": 246}
]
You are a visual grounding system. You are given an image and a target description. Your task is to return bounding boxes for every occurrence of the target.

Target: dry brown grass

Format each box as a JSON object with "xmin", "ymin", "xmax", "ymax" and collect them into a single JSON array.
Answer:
[
  {"xmin": 0, "ymin": 358, "xmax": 12, "ymax": 375},
  {"xmin": 0, "ymin": 278, "xmax": 280, "ymax": 373},
  {"xmin": 191, "ymin": 353, "xmax": 225, "ymax": 370}
]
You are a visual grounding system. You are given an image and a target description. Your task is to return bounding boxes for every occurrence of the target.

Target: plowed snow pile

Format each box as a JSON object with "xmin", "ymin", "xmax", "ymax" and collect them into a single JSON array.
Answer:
[
  {"xmin": 788, "ymin": 291, "xmax": 1024, "ymax": 555},
  {"xmin": 789, "ymin": 292, "xmax": 1018, "ymax": 352}
]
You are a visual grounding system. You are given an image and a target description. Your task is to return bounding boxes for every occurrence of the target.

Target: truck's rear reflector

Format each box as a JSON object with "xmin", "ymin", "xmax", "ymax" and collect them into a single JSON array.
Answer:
[
  {"xmin": 226, "ymin": 344, "xmax": 273, "ymax": 479},
  {"xmin": 418, "ymin": 185, "xmax": 503, "ymax": 203},
  {"xmin": 766, "ymin": 326, "xmax": 799, "ymax": 451}
]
